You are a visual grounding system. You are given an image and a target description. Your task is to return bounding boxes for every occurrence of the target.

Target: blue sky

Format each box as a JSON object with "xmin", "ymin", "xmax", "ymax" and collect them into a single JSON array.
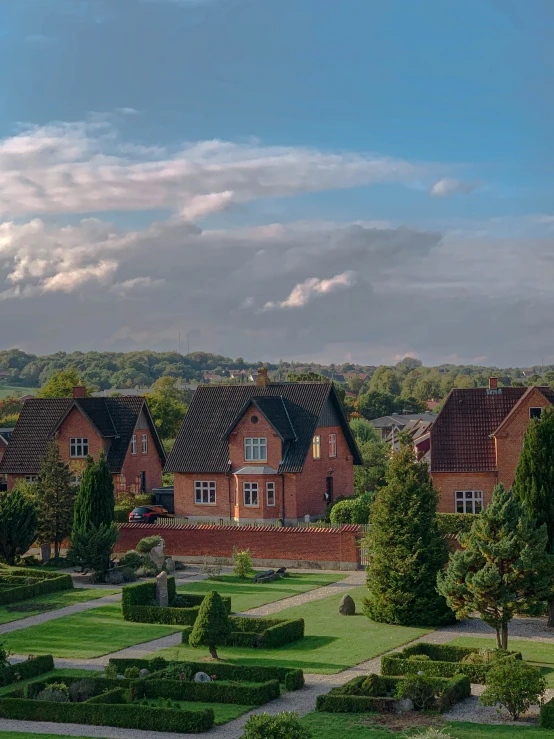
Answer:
[{"xmin": 1, "ymin": 0, "xmax": 553, "ymax": 366}]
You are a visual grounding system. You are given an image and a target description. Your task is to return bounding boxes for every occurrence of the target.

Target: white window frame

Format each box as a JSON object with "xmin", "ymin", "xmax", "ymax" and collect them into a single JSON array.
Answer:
[
  {"xmin": 243, "ymin": 482, "xmax": 259, "ymax": 507},
  {"xmin": 328, "ymin": 433, "xmax": 337, "ymax": 458},
  {"xmin": 70, "ymin": 438, "xmax": 89, "ymax": 458},
  {"xmin": 195, "ymin": 481, "xmax": 216, "ymax": 505},
  {"xmin": 131, "ymin": 434, "xmax": 137, "ymax": 455},
  {"xmin": 455, "ymin": 490, "xmax": 483, "ymax": 514},
  {"xmin": 313, "ymin": 435, "xmax": 321, "ymax": 460},
  {"xmin": 71, "ymin": 474, "xmax": 82, "ymax": 486},
  {"xmin": 141, "ymin": 433, "xmax": 148, "ymax": 454},
  {"xmin": 266, "ymin": 481, "xmax": 276, "ymax": 506},
  {"xmin": 25, "ymin": 475, "xmax": 39, "ymax": 483},
  {"xmin": 529, "ymin": 407, "xmax": 543, "ymax": 420},
  {"xmin": 244, "ymin": 437, "xmax": 267, "ymax": 462}
]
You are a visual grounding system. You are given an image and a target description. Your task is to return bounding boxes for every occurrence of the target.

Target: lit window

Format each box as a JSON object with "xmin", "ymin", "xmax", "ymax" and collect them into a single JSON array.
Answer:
[
  {"xmin": 455, "ymin": 490, "xmax": 483, "ymax": 514},
  {"xmin": 141, "ymin": 433, "xmax": 148, "ymax": 454},
  {"xmin": 25, "ymin": 475, "xmax": 39, "ymax": 483},
  {"xmin": 266, "ymin": 481, "xmax": 276, "ymax": 506},
  {"xmin": 70, "ymin": 438, "xmax": 88, "ymax": 458},
  {"xmin": 328, "ymin": 433, "xmax": 337, "ymax": 458},
  {"xmin": 313, "ymin": 435, "xmax": 321, "ymax": 459},
  {"xmin": 244, "ymin": 438, "xmax": 267, "ymax": 461},
  {"xmin": 195, "ymin": 481, "xmax": 216, "ymax": 504},
  {"xmin": 244, "ymin": 482, "xmax": 259, "ymax": 506},
  {"xmin": 131, "ymin": 434, "xmax": 137, "ymax": 455},
  {"xmin": 530, "ymin": 407, "xmax": 543, "ymax": 419}
]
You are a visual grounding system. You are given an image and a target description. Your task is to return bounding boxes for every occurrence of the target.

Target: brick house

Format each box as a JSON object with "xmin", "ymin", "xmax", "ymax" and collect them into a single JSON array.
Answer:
[
  {"xmin": 0, "ymin": 387, "xmax": 166, "ymax": 493},
  {"xmin": 165, "ymin": 369, "xmax": 362, "ymax": 524},
  {"xmin": 430, "ymin": 378, "xmax": 554, "ymax": 514}
]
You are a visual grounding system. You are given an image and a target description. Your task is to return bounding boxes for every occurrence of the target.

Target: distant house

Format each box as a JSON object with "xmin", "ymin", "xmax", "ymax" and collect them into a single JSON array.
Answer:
[
  {"xmin": 386, "ymin": 418, "xmax": 433, "ymax": 462},
  {"xmin": 369, "ymin": 412, "xmax": 436, "ymax": 440},
  {"xmin": 0, "ymin": 387, "xmax": 166, "ymax": 493},
  {"xmin": 165, "ymin": 369, "xmax": 362, "ymax": 524},
  {"xmin": 430, "ymin": 378, "xmax": 554, "ymax": 514},
  {"xmin": 0, "ymin": 430, "xmax": 10, "ymax": 465}
]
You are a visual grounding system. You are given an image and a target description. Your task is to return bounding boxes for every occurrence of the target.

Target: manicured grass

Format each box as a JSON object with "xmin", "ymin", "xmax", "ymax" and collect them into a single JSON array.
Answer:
[
  {"xmin": 449, "ymin": 636, "xmax": 554, "ymax": 687},
  {"xmin": 0, "ymin": 588, "xmax": 117, "ymax": 624},
  {"xmin": 1, "ymin": 604, "xmax": 181, "ymax": 658},
  {"xmin": 153, "ymin": 585, "xmax": 432, "ymax": 673},
  {"xmin": 140, "ymin": 697, "xmax": 253, "ymax": 724},
  {"xmin": 0, "ymin": 668, "xmax": 98, "ymax": 696},
  {"xmin": 177, "ymin": 572, "xmax": 348, "ymax": 613}
]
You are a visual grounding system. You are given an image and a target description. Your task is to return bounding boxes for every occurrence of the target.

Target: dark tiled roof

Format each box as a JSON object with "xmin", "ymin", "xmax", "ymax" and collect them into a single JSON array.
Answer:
[
  {"xmin": 225, "ymin": 396, "xmax": 297, "ymax": 442},
  {"xmin": 370, "ymin": 413, "xmax": 436, "ymax": 429},
  {"xmin": 0, "ymin": 396, "xmax": 165, "ymax": 475},
  {"xmin": 430, "ymin": 386, "xmax": 554, "ymax": 473},
  {"xmin": 165, "ymin": 382, "xmax": 361, "ymax": 474}
]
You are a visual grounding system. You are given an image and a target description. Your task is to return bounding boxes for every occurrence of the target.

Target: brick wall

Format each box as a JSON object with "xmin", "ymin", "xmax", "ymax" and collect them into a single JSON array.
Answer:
[
  {"xmin": 119, "ymin": 424, "xmax": 163, "ymax": 493},
  {"xmin": 115, "ymin": 522, "xmax": 362, "ymax": 570},
  {"xmin": 432, "ymin": 471, "xmax": 497, "ymax": 513}
]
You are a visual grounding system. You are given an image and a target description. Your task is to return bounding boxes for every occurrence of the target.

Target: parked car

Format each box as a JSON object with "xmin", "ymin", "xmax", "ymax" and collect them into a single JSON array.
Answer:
[{"xmin": 128, "ymin": 505, "xmax": 174, "ymax": 523}]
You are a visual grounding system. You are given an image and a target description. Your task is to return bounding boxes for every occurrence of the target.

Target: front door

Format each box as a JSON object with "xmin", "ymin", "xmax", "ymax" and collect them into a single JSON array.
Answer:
[{"xmin": 325, "ymin": 476, "xmax": 333, "ymax": 504}]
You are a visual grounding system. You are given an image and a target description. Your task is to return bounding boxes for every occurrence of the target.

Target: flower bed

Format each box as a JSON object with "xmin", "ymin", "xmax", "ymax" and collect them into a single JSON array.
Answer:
[
  {"xmin": 381, "ymin": 643, "xmax": 522, "ymax": 683},
  {"xmin": 181, "ymin": 615, "xmax": 305, "ymax": 649},
  {"xmin": 0, "ymin": 566, "xmax": 73, "ymax": 607}
]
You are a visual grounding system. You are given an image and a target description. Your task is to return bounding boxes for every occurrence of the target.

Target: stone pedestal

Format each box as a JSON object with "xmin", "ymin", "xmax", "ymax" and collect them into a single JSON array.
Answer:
[
  {"xmin": 156, "ymin": 571, "xmax": 169, "ymax": 607},
  {"xmin": 41, "ymin": 543, "xmax": 51, "ymax": 563}
]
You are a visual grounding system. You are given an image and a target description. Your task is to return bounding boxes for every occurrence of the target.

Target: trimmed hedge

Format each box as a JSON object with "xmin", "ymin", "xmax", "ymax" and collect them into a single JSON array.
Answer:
[
  {"xmin": 0, "ymin": 656, "xmax": 54, "ymax": 688},
  {"xmin": 134, "ymin": 677, "xmax": 280, "ymax": 705},
  {"xmin": 0, "ymin": 567, "xmax": 73, "ymax": 606},
  {"xmin": 121, "ymin": 581, "xmax": 231, "ymax": 625},
  {"xmin": 26, "ymin": 676, "xmax": 132, "ymax": 699},
  {"xmin": 381, "ymin": 643, "xmax": 522, "ymax": 683},
  {"xmin": 539, "ymin": 697, "xmax": 554, "ymax": 729},
  {"xmin": 436, "ymin": 513, "xmax": 475, "ymax": 538},
  {"xmin": 86, "ymin": 687, "xmax": 128, "ymax": 705},
  {"xmin": 181, "ymin": 616, "xmax": 304, "ymax": 649},
  {"xmin": 0, "ymin": 697, "xmax": 214, "ymax": 733},
  {"xmin": 114, "ymin": 506, "xmax": 133, "ymax": 523}
]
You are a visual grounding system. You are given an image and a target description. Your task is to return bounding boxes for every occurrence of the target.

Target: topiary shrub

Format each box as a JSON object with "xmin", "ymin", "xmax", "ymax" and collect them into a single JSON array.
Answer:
[
  {"xmin": 394, "ymin": 675, "xmax": 436, "ymax": 711},
  {"xmin": 240, "ymin": 711, "xmax": 311, "ymax": 739},
  {"xmin": 361, "ymin": 674, "xmax": 387, "ymax": 697},
  {"xmin": 480, "ymin": 661, "xmax": 546, "ymax": 720},
  {"xmin": 232, "ymin": 548, "xmax": 254, "ymax": 579},
  {"xmin": 136, "ymin": 536, "xmax": 164, "ymax": 555},
  {"xmin": 189, "ymin": 590, "xmax": 232, "ymax": 659}
]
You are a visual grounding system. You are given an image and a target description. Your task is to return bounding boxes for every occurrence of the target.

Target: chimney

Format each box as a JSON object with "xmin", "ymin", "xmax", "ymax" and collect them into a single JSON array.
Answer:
[
  {"xmin": 489, "ymin": 377, "xmax": 498, "ymax": 390},
  {"xmin": 72, "ymin": 386, "xmax": 86, "ymax": 398},
  {"xmin": 256, "ymin": 367, "xmax": 270, "ymax": 387}
]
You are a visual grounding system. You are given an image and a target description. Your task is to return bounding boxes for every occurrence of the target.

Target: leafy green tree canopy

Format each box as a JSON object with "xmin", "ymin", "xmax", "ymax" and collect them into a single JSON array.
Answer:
[
  {"xmin": 38, "ymin": 369, "xmax": 95, "ymax": 398},
  {"xmin": 0, "ymin": 484, "xmax": 38, "ymax": 565},
  {"xmin": 146, "ymin": 376, "xmax": 188, "ymax": 440}
]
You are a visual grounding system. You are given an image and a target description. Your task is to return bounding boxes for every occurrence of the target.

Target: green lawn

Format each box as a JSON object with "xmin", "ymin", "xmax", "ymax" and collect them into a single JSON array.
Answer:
[
  {"xmin": 449, "ymin": 636, "xmax": 554, "ymax": 687},
  {"xmin": 152, "ymin": 585, "xmax": 432, "ymax": 673},
  {"xmin": 0, "ymin": 588, "xmax": 117, "ymax": 624},
  {"xmin": 2, "ymin": 604, "xmax": 181, "ymax": 658},
  {"xmin": 178, "ymin": 572, "xmax": 348, "ymax": 613},
  {"xmin": 0, "ymin": 668, "xmax": 98, "ymax": 697},
  {"xmin": 141, "ymin": 697, "xmax": 253, "ymax": 724}
]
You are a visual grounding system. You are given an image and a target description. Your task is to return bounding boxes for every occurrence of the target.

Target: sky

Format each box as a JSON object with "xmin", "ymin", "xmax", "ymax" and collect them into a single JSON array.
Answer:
[{"xmin": 1, "ymin": 0, "xmax": 554, "ymax": 367}]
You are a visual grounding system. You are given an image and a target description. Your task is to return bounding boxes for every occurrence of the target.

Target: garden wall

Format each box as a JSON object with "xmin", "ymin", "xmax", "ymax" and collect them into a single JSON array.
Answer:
[{"xmin": 115, "ymin": 523, "xmax": 362, "ymax": 570}]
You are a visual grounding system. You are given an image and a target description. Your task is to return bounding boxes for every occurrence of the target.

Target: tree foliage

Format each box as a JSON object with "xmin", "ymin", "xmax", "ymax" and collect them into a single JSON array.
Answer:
[
  {"xmin": 188, "ymin": 590, "xmax": 232, "ymax": 659},
  {"xmin": 0, "ymin": 485, "xmax": 38, "ymax": 565},
  {"xmin": 329, "ymin": 493, "xmax": 373, "ymax": 524},
  {"xmin": 69, "ymin": 522, "xmax": 118, "ymax": 572},
  {"xmin": 363, "ymin": 443, "xmax": 453, "ymax": 626},
  {"xmin": 354, "ymin": 438, "xmax": 390, "ymax": 495},
  {"xmin": 38, "ymin": 368, "xmax": 95, "ymax": 398},
  {"xmin": 35, "ymin": 440, "xmax": 76, "ymax": 557},
  {"xmin": 480, "ymin": 661, "xmax": 546, "ymax": 720},
  {"xmin": 438, "ymin": 484, "xmax": 554, "ymax": 649},
  {"xmin": 145, "ymin": 376, "xmax": 188, "ymax": 440},
  {"xmin": 73, "ymin": 453, "xmax": 114, "ymax": 532}
]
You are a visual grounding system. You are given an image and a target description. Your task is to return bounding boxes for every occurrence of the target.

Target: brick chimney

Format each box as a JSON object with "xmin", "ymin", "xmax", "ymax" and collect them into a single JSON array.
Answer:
[
  {"xmin": 489, "ymin": 377, "xmax": 498, "ymax": 390},
  {"xmin": 256, "ymin": 368, "xmax": 270, "ymax": 387},
  {"xmin": 72, "ymin": 386, "xmax": 87, "ymax": 398}
]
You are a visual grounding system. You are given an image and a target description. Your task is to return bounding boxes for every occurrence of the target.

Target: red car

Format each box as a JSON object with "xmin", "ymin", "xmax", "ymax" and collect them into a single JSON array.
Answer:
[{"xmin": 128, "ymin": 505, "xmax": 174, "ymax": 523}]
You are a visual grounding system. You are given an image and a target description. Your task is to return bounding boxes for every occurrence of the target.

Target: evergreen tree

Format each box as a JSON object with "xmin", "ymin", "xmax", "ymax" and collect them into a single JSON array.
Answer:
[
  {"xmin": 69, "ymin": 522, "xmax": 118, "ymax": 572},
  {"xmin": 438, "ymin": 484, "xmax": 554, "ymax": 649},
  {"xmin": 188, "ymin": 590, "xmax": 231, "ymax": 659},
  {"xmin": 0, "ymin": 485, "xmax": 38, "ymax": 565},
  {"xmin": 512, "ymin": 408, "xmax": 554, "ymax": 626},
  {"xmin": 363, "ymin": 442, "xmax": 453, "ymax": 626},
  {"xmin": 35, "ymin": 440, "xmax": 76, "ymax": 558},
  {"xmin": 73, "ymin": 452, "xmax": 114, "ymax": 532}
]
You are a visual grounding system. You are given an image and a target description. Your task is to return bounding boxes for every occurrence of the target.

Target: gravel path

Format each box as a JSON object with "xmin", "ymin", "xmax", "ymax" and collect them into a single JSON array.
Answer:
[{"xmin": 443, "ymin": 685, "xmax": 554, "ymax": 726}]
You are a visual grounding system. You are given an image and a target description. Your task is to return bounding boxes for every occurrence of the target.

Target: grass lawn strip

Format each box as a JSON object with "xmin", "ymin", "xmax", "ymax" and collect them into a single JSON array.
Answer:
[
  {"xmin": 139, "ymin": 697, "xmax": 253, "ymax": 724},
  {"xmin": 152, "ymin": 585, "xmax": 432, "ymax": 673},
  {"xmin": 1, "ymin": 604, "xmax": 182, "ymax": 658},
  {"xmin": 0, "ymin": 589, "xmax": 117, "ymax": 625},
  {"xmin": 177, "ymin": 572, "xmax": 348, "ymax": 613}
]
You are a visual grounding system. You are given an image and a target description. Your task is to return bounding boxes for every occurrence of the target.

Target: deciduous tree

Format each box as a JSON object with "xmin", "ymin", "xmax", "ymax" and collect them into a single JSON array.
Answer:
[{"xmin": 38, "ymin": 369, "xmax": 94, "ymax": 398}]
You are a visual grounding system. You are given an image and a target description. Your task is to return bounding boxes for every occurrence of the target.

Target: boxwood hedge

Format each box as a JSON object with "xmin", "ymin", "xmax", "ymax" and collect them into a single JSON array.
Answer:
[
  {"xmin": 0, "ymin": 655, "xmax": 54, "ymax": 688},
  {"xmin": 539, "ymin": 698, "xmax": 554, "ymax": 729},
  {"xmin": 0, "ymin": 567, "xmax": 73, "ymax": 606},
  {"xmin": 133, "ymin": 677, "xmax": 280, "ymax": 705},
  {"xmin": 181, "ymin": 616, "xmax": 304, "ymax": 649},
  {"xmin": 121, "ymin": 580, "xmax": 231, "ymax": 625}
]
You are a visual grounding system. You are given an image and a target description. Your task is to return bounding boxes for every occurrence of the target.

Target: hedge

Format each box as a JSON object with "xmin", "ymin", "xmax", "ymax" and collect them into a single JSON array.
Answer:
[
  {"xmin": 134, "ymin": 677, "xmax": 280, "ymax": 706},
  {"xmin": 0, "ymin": 567, "xmax": 73, "ymax": 606},
  {"xmin": 0, "ymin": 656, "xmax": 54, "ymax": 688},
  {"xmin": 436, "ymin": 513, "xmax": 475, "ymax": 538},
  {"xmin": 381, "ymin": 643, "xmax": 521, "ymax": 683},
  {"xmin": 86, "ymin": 687, "xmax": 128, "ymax": 705},
  {"xmin": 26, "ymin": 676, "xmax": 132, "ymax": 700},
  {"xmin": 121, "ymin": 581, "xmax": 231, "ymax": 625},
  {"xmin": 114, "ymin": 506, "xmax": 133, "ymax": 523},
  {"xmin": 0, "ymin": 697, "xmax": 214, "ymax": 733},
  {"xmin": 539, "ymin": 698, "xmax": 554, "ymax": 729},
  {"xmin": 181, "ymin": 616, "xmax": 304, "ymax": 649}
]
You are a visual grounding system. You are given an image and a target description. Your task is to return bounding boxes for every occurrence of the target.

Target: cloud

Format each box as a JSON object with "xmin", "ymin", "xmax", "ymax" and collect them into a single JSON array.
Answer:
[
  {"xmin": 429, "ymin": 178, "xmax": 477, "ymax": 197},
  {"xmin": 263, "ymin": 271, "xmax": 357, "ymax": 310},
  {"xmin": 180, "ymin": 191, "xmax": 235, "ymax": 221}
]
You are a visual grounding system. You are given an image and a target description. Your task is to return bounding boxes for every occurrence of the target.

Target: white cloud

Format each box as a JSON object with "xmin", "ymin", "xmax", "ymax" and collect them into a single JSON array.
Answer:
[
  {"xmin": 429, "ymin": 178, "xmax": 477, "ymax": 197},
  {"xmin": 263, "ymin": 271, "xmax": 357, "ymax": 310},
  {"xmin": 180, "ymin": 191, "xmax": 235, "ymax": 221}
]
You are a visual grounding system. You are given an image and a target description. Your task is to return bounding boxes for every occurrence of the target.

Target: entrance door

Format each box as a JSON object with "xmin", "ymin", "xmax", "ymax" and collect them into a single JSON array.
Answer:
[{"xmin": 325, "ymin": 476, "xmax": 333, "ymax": 504}]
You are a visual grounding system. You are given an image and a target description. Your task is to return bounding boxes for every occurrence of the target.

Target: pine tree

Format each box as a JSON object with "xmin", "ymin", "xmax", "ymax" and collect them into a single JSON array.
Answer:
[
  {"xmin": 363, "ymin": 442, "xmax": 454, "ymax": 626},
  {"xmin": 188, "ymin": 590, "xmax": 231, "ymax": 659},
  {"xmin": 437, "ymin": 484, "xmax": 554, "ymax": 649},
  {"xmin": 35, "ymin": 441, "xmax": 76, "ymax": 558},
  {"xmin": 0, "ymin": 485, "xmax": 38, "ymax": 565},
  {"xmin": 512, "ymin": 407, "xmax": 554, "ymax": 626},
  {"xmin": 73, "ymin": 452, "xmax": 114, "ymax": 532}
]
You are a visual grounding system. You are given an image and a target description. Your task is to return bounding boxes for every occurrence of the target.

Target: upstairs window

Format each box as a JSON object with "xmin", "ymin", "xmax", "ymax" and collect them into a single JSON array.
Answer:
[
  {"xmin": 530, "ymin": 407, "xmax": 543, "ymax": 419},
  {"xmin": 313, "ymin": 435, "xmax": 321, "ymax": 459},
  {"xmin": 70, "ymin": 438, "xmax": 88, "ymax": 458},
  {"xmin": 141, "ymin": 433, "xmax": 148, "ymax": 454},
  {"xmin": 328, "ymin": 433, "xmax": 337, "ymax": 458},
  {"xmin": 456, "ymin": 490, "xmax": 483, "ymax": 514},
  {"xmin": 131, "ymin": 434, "xmax": 137, "ymax": 455},
  {"xmin": 245, "ymin": 437, "xmax": 267, "ymax": 461}
]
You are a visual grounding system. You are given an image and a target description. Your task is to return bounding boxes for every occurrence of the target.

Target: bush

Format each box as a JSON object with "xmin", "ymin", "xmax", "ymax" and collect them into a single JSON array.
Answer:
[
  {"xmin": 69, "ymin": 678, "xmax": 95, "ymax": 703},
  {"xmin": 69, "ymin": 522, "xmax": 118, "ymax": 572},
  {"xmin": 189, "ymin": 590, "xmax": 232, "ymax": 659},
  {"xmin": 361, "ymin": 674, "xmax": 387, "ymax": 697},
  {"xmin": 86, "ymin": 687, "xmax": 128, "ymax": 705},
  {"xmin": 539, "ymin": 697, "xmax": 554, "ymax": 729},
  {"xmin": 0, "ymin": 655, "xmax": 54, "ymax": 688},
  {"xmin": 114, "ymin": 506, "xmax": 133, "ymax": 523},
  {"xmin": 136, "ymin": 536, "xmax": 164, "ymax": 554},
  {"xmin": 36, "ymin": 682, "xmax": 69, "ymax": 703},
  {"xmin": 124, "ymin": 667, "xmax": 140, "ymax": 680},
  {"xmin": 329, "ymin": 494, "xmax": 372, "ymax": 525},
  {"xmin": 480, "ymin": 661, "xmax": 546, "ymax": 720},
  {"xmin": 240, "ymin": 711, "xmax": 311, "ymax": 739},
  {"xmin": 395, "ymin": 675, "xmax": 436, "ymax": 710},
  {"xmin": 118, "ymin": 550, "xmax": 142, "ymax": 569},
  {"xmin": 232, "ymin": 548, "xmax": 254, "ymax": 578},
  {"xmin": 0, "ymin": 641, "xmax": 9, "ymax": 669},
  {"xmin": 121, "ymin": 581, "xmax": 231, "ymax": 625}
]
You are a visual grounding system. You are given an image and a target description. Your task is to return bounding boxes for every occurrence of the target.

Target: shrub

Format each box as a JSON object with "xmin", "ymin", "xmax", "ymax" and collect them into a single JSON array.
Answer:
[
  {"xmin": 69, "ymin": 522, "xmax": 118, "ymax": 572},
  {"xmin": 395, "ymin": 675, "xmax": 437, "ymax": 711},
  {"xmin": 436, "ymin": 513, "xmax": 475, "ymax": 539},
  {"xmin": 329, "ymin": 494, "xmax": 372, "ymax": 525},
  {"xmin": 462, "ymin": 649, "xmax": 498, "ymax": 665},
  {"xmin": 86, "ymin": 687, "xmax": 128, "ymax": 705},
  {"xmin": 118, "ymin": 550, "xmax": 142, "ymax": 569},
  {"xmin": 232, "ymin": 548, "xmax": 254, "ymax": 579},
  {"xmin": 0, "ymin": 655, "xmax": 54, "ymax": 688},
  {"xmin": 361, "ymin": 674, "xmax": 387, "ymax": 697},
  {"xmin": 124, "ymin": 667, "xmax": 140, "ymax": 680},
  {"xmin": 69, "ymin": 678, "xmax": 95, "ymax": 703},
  {"xmin": 539, "ymin": 697, "xmax": 554, "ymax": 729},
  {"xmin": 189, "ymin": 590, "xmax": 232, "ymax": 659},
  {"xmin": 0, "ymin": 642, "xmax": 10, "ymax": 669},
  {"xmin": 114, "ymin": 506, "xmax": 133, "ymax": 523},
  {"xmin": 240, "ymin": 711, "xmax": 311, "ymax": 739},
  {"xmin": 37, "ymin": 682, "xmax": 69, "ymax": 703},
  {"xmin": 201, "ymin": 558, "xmax": 226, "ymax": 580},
  {"xmin": 136, "ymin": 536, "xmax": 164, "ymax": 554},
  {"xmin": 480, "ymin": 661, "xmax": 546, "ymax": 720}
]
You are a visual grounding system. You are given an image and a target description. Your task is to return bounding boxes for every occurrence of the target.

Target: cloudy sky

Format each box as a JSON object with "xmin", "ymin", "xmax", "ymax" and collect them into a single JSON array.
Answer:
[{"xmin": 1, "ymin": 0, "xmax": 553, "ymax": 366}]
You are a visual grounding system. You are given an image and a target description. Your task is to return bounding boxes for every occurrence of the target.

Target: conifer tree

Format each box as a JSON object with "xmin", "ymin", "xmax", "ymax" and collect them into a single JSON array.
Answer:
[
  {"xmin": 0, "ymin": 485, "xmax": 38, "ymax": 565},
  {"xmin": 363, "ymin": 441, "xmax": 453, "ymax": 626},
  {"xmin": 512, "ymin": 407, "xmax": 554, "ymax": 626},
  {"xmin": 438, "ymin": 484, "xmax": 554, "ymax": 649},
  {"xmin": 73, "ymin": 452, "xmax": 114, "ymax": 532},
  {"xmin": 189, "ymin": 590, "xmax": 231, "ymax": 659},
  {"xmin": 35, "ymin": 440, "xmax": 76, "ymax": 558}
]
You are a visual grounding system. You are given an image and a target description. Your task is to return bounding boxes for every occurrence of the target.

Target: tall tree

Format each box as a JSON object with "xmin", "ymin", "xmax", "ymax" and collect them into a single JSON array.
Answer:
[
  {"xmin": 512, "ymin": 407, "xmax": 554, "ymax": 626},
  {"xmin": 146, "ymin": 376, "xmax": 188, "ymax": 440},
  {"xmin": 438, "ymin": 484, "xmax": 554, "ymax": 649},
  {"xmin": 73, "ymin": 453, "xmax": 114, "ymax": 532},
  {"xmin": 363, "ymin": 442, "xmax": 453, "ymax": 626},
  {"xmin": 35, "ymin": 441, "xmax": 76, "ymax": 557},
  {"xmin": 38, "ymin": 369, "xmax": 95, "ymax": 398},
  {"xmin": 0, "ymin": 484, "xmax": 38, "ymax": 565},
  {"xmin": 356, "ymin": 390, "xmax": 397, "ymax": 420}
]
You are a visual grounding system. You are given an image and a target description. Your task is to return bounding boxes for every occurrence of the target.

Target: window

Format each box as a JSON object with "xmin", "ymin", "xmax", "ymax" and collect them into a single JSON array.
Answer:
[
  {"xmin": 195, "ymin": 481, "xmax": 216, "ymax": 505},
  {"xmin": 456, "ymin": 490, "xmax": 483, "ymax": 514},
  {"xmin": 244, "ymin": 438, "xmax": 267, "ymax": 461},
  {"xmin": 328, "ymin": 433, "xmax": 337, "ymax": 458},
  {"xmin": 70, "ymin": 438, "xmax": 88, "ymax": 458},
  {"xmin": 25, "ymin": 475, "xmax": 38, "ymax": 483},
  {"xmin": 131, "ymin": 434, "xmax": 137, "ymax": 455},
  {"xmin": 530, "ymin": 407, "xmax": 543, "ymax": 419},
  {"xmin": 266, "ymin": 481, "xmax": 276, "ymax": 506},
  {"xmin": 243, "ymin": 482, "xmax": 259, "ymax": 506},
  {"xmin": 141, "ymin": 433, "xmax": 148, "ymax": 454},
  {"xmin": 312, "ymin": 435, "xmax": 321, "ymax": 459}
]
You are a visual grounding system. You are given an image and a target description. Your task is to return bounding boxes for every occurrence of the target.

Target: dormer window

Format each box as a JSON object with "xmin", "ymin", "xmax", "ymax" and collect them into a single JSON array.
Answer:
[
  {"xmin": 530, "ymin": 407, "xmax": 543, "ymax": 419},
  {"xmin": 245, "ymin": 437, "xmax": 267, "ymax": 461}
]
